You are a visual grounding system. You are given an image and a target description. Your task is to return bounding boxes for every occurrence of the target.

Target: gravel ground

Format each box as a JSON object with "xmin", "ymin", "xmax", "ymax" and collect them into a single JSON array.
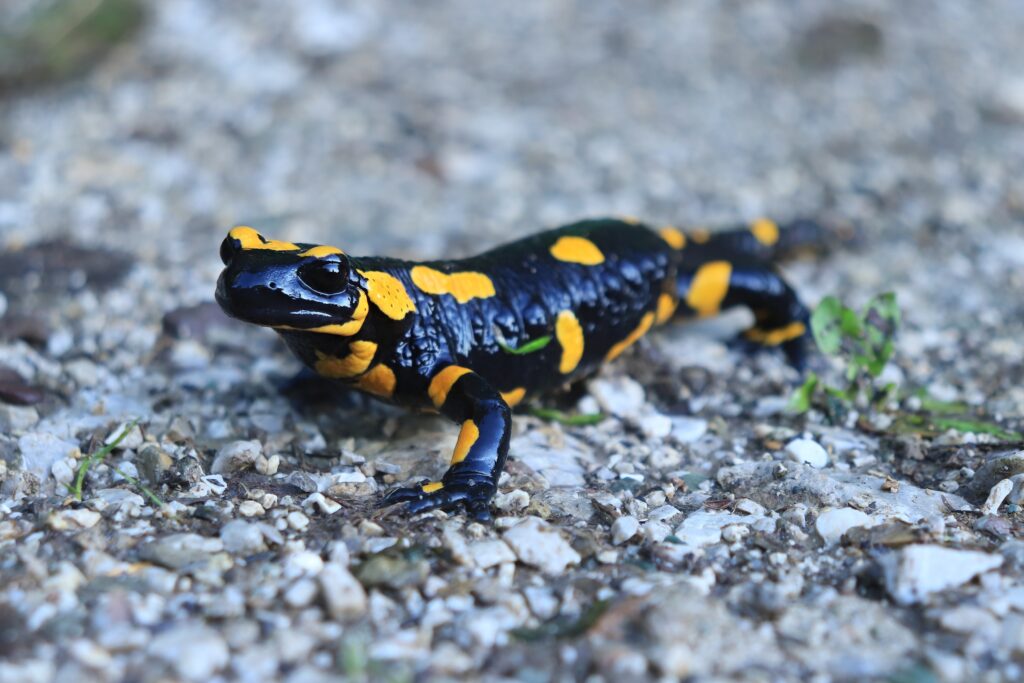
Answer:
[{"xmin": 2, "ymin": 1, "xmax": 1024, "ymax": 681}]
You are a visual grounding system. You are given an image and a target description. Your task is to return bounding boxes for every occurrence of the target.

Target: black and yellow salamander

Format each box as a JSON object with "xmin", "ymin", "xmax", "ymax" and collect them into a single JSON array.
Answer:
[{"xmin": 216, "ymin": 217, "xmax": 820, "ymax": 520}]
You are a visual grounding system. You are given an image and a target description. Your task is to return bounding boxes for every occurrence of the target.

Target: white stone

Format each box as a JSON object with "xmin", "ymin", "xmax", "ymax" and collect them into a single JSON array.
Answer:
[
  {"xmin": 721, "ymin": 524, "xmax": 749, "ymax": 543},
  {"xmin": 611, "ymin": 515, "xmax": 641, "ymax": 545},
  {"xmin": 0, "ymin": 404, "xmax": 39, "ymax": 432},
  {"xmin": 48, "ymin": 508, "xmax": 102, "ymax": 530},
  {"xmin": 287, "ymin": 511, "xmax": 310, "ymax": 531},
  {"xmin": 815, "ymin": 507, "xmax": 876, "ymax": 546},
  {"xmin": 320, "ymin": 563, "xmax": 367, "ymax": 619},
  {"xmin": 502, "ymin": 516, "xmax": 581, "ymax": 574},
  {"xmin": 981, "ymin": 478, "xmax": 1014, "ymax": 516},
  {"xmin": 671, "ymin": 417, "xmax": 708, "ymax": 443},
  {"xmin": 220, "ymin": 520, "xmax": 267, "ymax": 555},
  {"xmin": 493, "ymin": 489, "xmax": 530, "ymax": 512},
  {"xmin": 210, "ymin": 440, "xmax": 262, "ymax": 475},
  {"xmin": 284, "ymin": 579, "xmax": 318, "ymax": 608},
  {"xmin": 643, "ymin": 520, "xmax": 672, "ymax": 544},
  {"xmin": 589, "ymin": 376, "xmax": 646, "ymax": 418},
  {"xmin": 882, "ymin": 545, "xmax": 1004, "ymax": 605},
  {"xmin": 303, "ymin": 492, "xmax": 342, "ymax": 515},
  {"xmin": 237, "ymin": 500, "xmax": 265, "ymax": 517},
  {"xmin": 18, "ymin": 432, "xmax": 78, "ymax": 480},
  {"xmin": 148, "ymin": 623, "xmax": 229, "ymax": 681},
  {"xmin": 639, "ymin": 413, "xmax": 673, "ymax": 439},
  {"xmin": 673, "ymin": 512, "xmax": 754, "ymax": 553},
  {"xmin": 785, "ymin": 438, "xmax": 829, "ymax": 468},
  {"xmin": 467, "ymin": 540, "xmax": 516, "ymax": 569}
]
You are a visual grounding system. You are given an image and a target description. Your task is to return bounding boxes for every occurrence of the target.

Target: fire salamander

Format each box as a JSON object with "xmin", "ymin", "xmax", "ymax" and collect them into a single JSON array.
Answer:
[{"xmin": 216, "ymin": 217, "xmax": 819, "ymax": 520}]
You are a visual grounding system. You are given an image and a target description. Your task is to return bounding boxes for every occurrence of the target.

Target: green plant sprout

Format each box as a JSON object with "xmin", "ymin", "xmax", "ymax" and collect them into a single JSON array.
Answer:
[
  {"xmin": 69, "ymin": 419, "xmax": 168, "ymax": 508},
  {"xmin": 789, "ymin": 293, "xmax": 1021, "ymax": 441}
]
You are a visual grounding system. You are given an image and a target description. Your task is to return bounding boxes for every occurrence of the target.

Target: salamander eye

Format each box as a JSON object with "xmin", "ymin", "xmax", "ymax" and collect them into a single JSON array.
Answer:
[
  {"xmin": 298, "ymin": 258, "xmax": 349, "ymax": 295},
  {"xmin": 220, "ymin": 236, "xmax": 240, "ymax": 265}
]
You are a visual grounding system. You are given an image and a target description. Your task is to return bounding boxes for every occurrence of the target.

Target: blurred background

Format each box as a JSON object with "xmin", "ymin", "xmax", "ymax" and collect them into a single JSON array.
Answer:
[{"xmin": 0, "ymin": 0, "xmax": 1022, "ymax": 288}]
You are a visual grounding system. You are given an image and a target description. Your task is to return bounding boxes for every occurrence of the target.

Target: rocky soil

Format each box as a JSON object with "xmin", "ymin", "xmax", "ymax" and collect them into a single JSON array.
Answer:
[{"xmin": 2, "ymin": 1, "xmax": 1024, "ymax": 681}]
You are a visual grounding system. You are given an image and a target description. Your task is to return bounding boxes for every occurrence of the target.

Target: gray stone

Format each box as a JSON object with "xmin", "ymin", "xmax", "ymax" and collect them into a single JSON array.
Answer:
[
  {"xmin": 503, "ymin": 516, "xmax": 581, "ymax": 574},
  {"xmin": 148, "ymin": 623, "xmax": 229, "ymax": 681},
  {"xmin": 881, "ymin": 545, "xmax": 1004, "ymax": 605}
]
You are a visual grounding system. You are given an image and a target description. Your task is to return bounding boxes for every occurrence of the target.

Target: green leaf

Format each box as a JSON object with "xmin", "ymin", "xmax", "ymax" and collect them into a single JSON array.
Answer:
[
  {"xmin": 931, "ymin": 417, "xmax": 1022, "ymax": 441},
  {"xmin": 810, "ymin": 296, "xmax": 845, "ymax": 354},
  {"xmin": 498, "ymin": 335, "xmax": 552, "ymax": 355},
  {"xmin": 70, "ymin": 418, "xmax": 139, "ymax": 501},
  {"xmin": 787, "ymin": 372, "xmax": 818, "ymax": 413},
  {"xmin": 529, "ymin": 408, "xmax": 604, "ymax": 426}
]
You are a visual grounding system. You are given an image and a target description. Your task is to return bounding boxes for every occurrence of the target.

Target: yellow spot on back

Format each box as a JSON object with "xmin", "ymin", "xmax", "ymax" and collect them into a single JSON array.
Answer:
[
  {"xmin": 690, "ymin": 228, "xmax": 711, "ymax": 244},
  {"xmin": 656, "ymin": 293, "xmax": 678, "ymax": 324},
  {"xmin": 750, "ymin": 218, "xmax": 780, "ymax": 246},
  {"xmin": 299, "ymin": 245, "xmax": 345, "ymax": 258},
  {"xmin": 421, "ymin": 481, "xmax": 444, "ymax": 493},
  {"xmin": 549, "ymin": 236, "xmax": 605, "ymax": 265},
  {"xmin": 361, "ymin": 270, "xmax": 417, "ymax": 320},
  {"xmin": 228, "ymin": 226, "xmax": 300, "ymax": 252},
  {"xmin": 275, "ymin": 291, "xmax": 368, "ymax": 336},
  {"xmin": 428, "ymin": 366, "xmax": 472, "ymax": 408},
  {"xmin": 501, "ymin": 387, "xmax": 526, "ymax": 407},
  {"xmin": 620, "ymin": 215, "xmax": 641, "ymax": 225},
  {"xmin": 451, "ymin": 420, "xmax": 480, "ymax": 465},
  {"xmin": 314, "ymin": 340, "xmax": 378, "ymax": 379},
  {"xmin": 659, "ymin": 226, "xmax": 686, "ymax": 250},
  {"xmin": 410, "ymin": 266, "xmax": 496, "ymax": 303},
  {"xmin": 686, "ymin": 261, "xmax": 732, "ymax": 317},
  {"xmin": 606, "ymin": 312, "xmax": 655, "ymax": 362},
  {"xmin": 356, "ymin": 364, "xmax": 396, "ymax": 398},
  {"xmin": 744, "ymin": 321, "xmax": 806, "ymax": 346},
  {"xmin": 555, "ymin": 310, "xmax": 585, "ymax": 374}
]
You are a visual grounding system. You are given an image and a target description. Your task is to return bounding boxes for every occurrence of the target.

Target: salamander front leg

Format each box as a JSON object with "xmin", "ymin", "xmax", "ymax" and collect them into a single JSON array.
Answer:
[{"xmin": 380, "ymin": 367, "xmax": 511, "ymax": 521}]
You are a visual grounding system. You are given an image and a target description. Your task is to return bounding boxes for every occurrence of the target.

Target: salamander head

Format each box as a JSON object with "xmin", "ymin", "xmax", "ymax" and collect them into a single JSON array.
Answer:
[{"xmin": 215, "ymin": 227, "xmax": 367, "ymax": 335}]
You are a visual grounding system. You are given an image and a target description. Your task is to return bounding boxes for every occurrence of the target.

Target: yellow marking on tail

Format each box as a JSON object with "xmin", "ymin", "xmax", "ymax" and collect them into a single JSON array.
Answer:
[
  {"xmin": 686, "ymin": 261, "xmax": 732, "ymax": 317},
  {"xmin": 501, "ymin": 387, "xmax": 526, "ymax": 407},
  {"xmin": 750, "ymin": 218, "xmax": 780, "ymax": 246},
  {"xmin": 656, "ymin": 293, "xmax": 678, "ymax": 324},
  {"xmin": 659, "ymin": 226, "xmax": 686, "ymax": 250}
]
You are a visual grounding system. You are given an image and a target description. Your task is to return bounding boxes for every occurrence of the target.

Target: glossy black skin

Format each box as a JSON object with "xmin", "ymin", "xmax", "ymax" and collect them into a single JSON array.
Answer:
[{"xmin": 217, "ymin": 218, "xmax": 814, "ymax": 520}]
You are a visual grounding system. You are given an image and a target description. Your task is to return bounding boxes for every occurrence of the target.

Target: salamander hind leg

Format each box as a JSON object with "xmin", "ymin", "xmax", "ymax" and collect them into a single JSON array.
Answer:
[
  {"xmin": 678, "ymin": 259, "xmax": 811, "ymax": 370},
  {"xmin": 380, "ymin": 366, "xmax": 511, "ymax": 521}
]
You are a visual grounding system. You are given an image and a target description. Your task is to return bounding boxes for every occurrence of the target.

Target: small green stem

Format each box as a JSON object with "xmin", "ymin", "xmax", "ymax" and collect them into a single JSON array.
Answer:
[{"xmin": 71, "ymin": 418, "xmax": 139, "ymax": 501}]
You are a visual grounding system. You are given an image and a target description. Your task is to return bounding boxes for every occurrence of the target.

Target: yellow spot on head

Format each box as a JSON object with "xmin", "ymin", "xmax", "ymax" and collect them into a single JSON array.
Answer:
[
  {"xmin": 750, "ymin": 218, "xmax": 780, "ymax": 246},
  {"xmin": 686, "ymin": 261, "xmax": 732, "ymax": 317},
  {"xmin": 606, "ymin": 312, "xmax": 655, "ymax": 362},
  {"xmin": 744, "ymin": 321, "xmax": 806, "ymax": 346},
  {"xmin": 314, "ymin": 340, "xmax": 378, "ymax": 379},
  {"xmin": 410, "ymin": 266, "xmax": 496, "ymax": 303},
  {"xmin": 690, "ymin": 228, "xmax": 711, "ymax": 244},
  {"xmin": 428, "ymin": 366, "xmax": 472, "ymax": 408},
  {"xmin": 659, "ymin": 226, "xmax": 686, "ymax": 250},
  {"xmin": 501, "ymin": 387, "xmax": 526, "ymax": 407},
  {"xmin": 360, "ymin": 270, "xmax": 417, "ymax": 320},
  {"xmin": 451, "ymin": 420, "xmax": 480, "ymax": 465},
  {"xmin": 656, "ymin": 293, "xmax": 678, "ymax": 324},
  {"xmin": 555, "ymin": 310, "xmax": 584, "ymax": 374},
  {"xmin": 356, "ymin": 364, "xmax": 396, "ymax": 398},
  {"xmin": 299, "ymin": 245, "xmax": 345, "ymax": 258},
  {"xmin": 421, "ymin": 481, "xmax": 444, "ymax": 493},
  {"xmin": 619, "ymin": 215, "xmax": 641, "ymax": 225},
  {"xmin": 549, "ymin": 236, "xmax": 605, "ymax": 266},
  {"xmin": 228, "ymin": 226, "xmax": 300, "ymax": 252},
  {"xmin": 274, "ymin": 290, "xmax": 368, "ymax": 336}
]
